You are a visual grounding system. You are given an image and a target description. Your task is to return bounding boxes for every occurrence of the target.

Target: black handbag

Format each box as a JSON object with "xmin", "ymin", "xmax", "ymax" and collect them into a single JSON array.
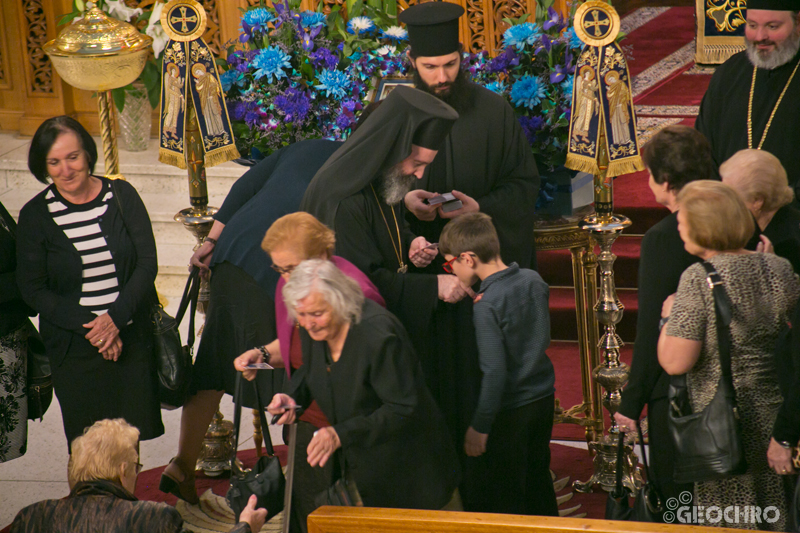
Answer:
[
  {"xmin": 24, "ymin": 319, "xmax": 52, "ymax": 421},
  {"xmin": 155, "ymin": 268, "xmax": 199, "ymax": 409},
  {"xmin": 227, "ymin": 372, "xmax": 285, "ymax": 522},
  {"xmin": 605, "ymin": 423, "xmax": 663, "ymax": 522},
  {"xmin": 668, "ymin": 261, "xmax": 747, "ymax": 484}
]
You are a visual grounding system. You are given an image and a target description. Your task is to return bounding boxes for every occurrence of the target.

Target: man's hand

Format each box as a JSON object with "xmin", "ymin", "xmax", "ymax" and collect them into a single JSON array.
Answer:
[
  {"xmin": 307, "ymin": 426, "xmax": 341, "ymax": 467},
  {"xmin": 404, "ymin": 190, "xmax": 439, "ymax": 222},
  {"xmin": 190, "ymin": 240, "xmax": 215, "ymax": 279},
  {"xmin": 767, "ymin": 437, "xmax": 795, "ymax": 475},
  {"xmin": 438, "ymin": 190, "xmax": 479, "ymax": 219},
  {"xmin": 267, "ymin": 393, "xmax": 297, "ymax": 424},
  {"xmin": 238, "ymin": 494, "xmax": 268, "ymax": 533},
  {"xmin": 464, "ymin": 427, "xmax": 488, "ymax": 457},
  {"xmin": 756, "ymin": 235, "xmax": 774, "ymax": 254},
  {"xmin": 409, "ymin": 236, "xmax": 437, "ymax": 268},
  {"xmin": 438, "ymin": 275, "xmax": 467, "ymax": 303},
  {"xmin": 99, "ymin": 336, "xmax": 123, "ymax": 361},
  {"xmin": 234, "ymin": 348, "xmax": 263, "ymax": 381},
  {"xmin": 614, "ymin": 412, "xmax": 637, "ymax": 433},
  {"xmin": 84, "ymin": 313, "xmax": 120, "ymax": 356}
]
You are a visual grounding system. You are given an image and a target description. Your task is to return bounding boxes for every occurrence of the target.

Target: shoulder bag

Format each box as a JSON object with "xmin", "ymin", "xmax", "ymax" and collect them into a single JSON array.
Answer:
[
  {"xmin": 227, "ymin": 372, "xmax": 285, "ymax": 522},
  {"xmin": 109, "ymin": 179, "xmax": 196, "ymax": 409},
  {"xmin": 25, "ymin": 319, "xmax": 52, "ymax": 421},
  {"xmin": 606, "ymin": 423, "xmax": 664, "ymax": 522},
  {"xmin": 667, "ymin": 261, "xmax": 747, "ymax": 484}
]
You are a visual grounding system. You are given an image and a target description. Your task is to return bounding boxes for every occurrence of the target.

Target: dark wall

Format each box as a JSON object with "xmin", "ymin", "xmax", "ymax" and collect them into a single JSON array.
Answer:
[{"xmin": 613, "ymin": 0, "xmax": 694, "ymax": 16}]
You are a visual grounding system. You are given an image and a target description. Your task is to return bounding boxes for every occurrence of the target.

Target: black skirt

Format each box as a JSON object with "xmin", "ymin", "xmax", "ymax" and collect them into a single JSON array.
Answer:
[
  {"xmin": 52, "ymin": 312, "xmax": 163, "ymax": 449},
  {"xmin": 191, "ymin": 262, "xmax": 284, "ymax": 407}
]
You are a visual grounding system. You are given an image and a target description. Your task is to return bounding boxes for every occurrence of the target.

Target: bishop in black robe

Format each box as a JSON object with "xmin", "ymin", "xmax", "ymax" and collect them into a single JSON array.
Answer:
[{"xmin": 696, "ymin": 49, "xmax": 800, "ymax": 196}]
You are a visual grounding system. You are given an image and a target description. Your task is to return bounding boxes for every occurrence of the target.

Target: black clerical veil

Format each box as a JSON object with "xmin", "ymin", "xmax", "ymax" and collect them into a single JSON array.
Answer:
[{"xmin": 301, "ymin": 86, "xmax": 458, "ymax": 227}]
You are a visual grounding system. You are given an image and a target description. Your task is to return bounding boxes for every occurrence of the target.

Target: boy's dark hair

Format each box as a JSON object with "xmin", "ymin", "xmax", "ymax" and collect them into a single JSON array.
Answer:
[
  {"xmin": 439, "ymin": 212, "xmax": 500, "ymax": 263},
  {"xmin": 28, "ymin": 116, "xmax": 97, "ymax": 184},
  {"xmin": 641, "ymin": 124, "xmax": 715, "ymax": 192}
]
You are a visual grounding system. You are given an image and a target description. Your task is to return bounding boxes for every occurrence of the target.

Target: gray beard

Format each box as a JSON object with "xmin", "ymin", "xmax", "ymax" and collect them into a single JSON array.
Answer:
[
  {"xmin": 746, "ymin": 30, "xmax": 800, "ymax": 69},
  {"xmin": 379, "ymin": 165, "xmax": 417, "ymax": 205}
]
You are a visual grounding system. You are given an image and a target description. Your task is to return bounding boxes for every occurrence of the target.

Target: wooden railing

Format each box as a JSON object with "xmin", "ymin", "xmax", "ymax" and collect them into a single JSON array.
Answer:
[
  {"xmin": 307, "ymin": 507, "xmax": 750, "ymax": 533},
  {"xmin": 0, "ymin": 0, "xmax": 569, "ymax": 136}
]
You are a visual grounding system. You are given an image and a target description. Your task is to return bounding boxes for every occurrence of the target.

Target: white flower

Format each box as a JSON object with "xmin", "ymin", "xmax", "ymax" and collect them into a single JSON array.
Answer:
[
  {"xmin": 381, "ymin": 25, "xmax": 408, "ymax": 40},
  {"xmin": 104, "ymin": 0, "xmax": 143, "ymax": 22},
  {"xmin": 376, "ymin": 45, "xmax": 397, "ymax": 56},
  {"xmin": 347, "ymin": 16, "xmax": 375, "ymax": 35},
  {"xmin": 146, "ymin": 1, "xmax": 167, "ymax": 58}
]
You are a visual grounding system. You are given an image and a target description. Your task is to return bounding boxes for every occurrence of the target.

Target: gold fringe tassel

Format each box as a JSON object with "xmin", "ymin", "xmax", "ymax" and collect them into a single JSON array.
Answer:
[
  {"xmin": 565, "ymin": 153, "xmax": 600, "ymax": 176},
  {"xmin": 606, "ymin": 157, "xmax": 645, "ymax": 179},
  {"xmin": 159, "ymin": 149, "xmax": 187, "ymax": 170},
  {"xmin": 696, "ymin": 44, "xmax": 745, "ymax": 65},
  {"xmin": 204, "ymin": 144, "xmax": 241, "ymax": 168}
]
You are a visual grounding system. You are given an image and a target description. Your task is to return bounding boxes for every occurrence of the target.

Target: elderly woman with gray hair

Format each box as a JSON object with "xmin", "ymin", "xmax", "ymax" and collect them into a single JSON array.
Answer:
[{"xmin": 255, "ymin": 259, "xmax": 460, "ymax": 511}]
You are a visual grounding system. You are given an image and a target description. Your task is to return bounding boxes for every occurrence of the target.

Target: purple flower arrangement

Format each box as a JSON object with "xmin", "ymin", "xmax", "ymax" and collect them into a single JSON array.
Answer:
[{"xmin": 221, "ymin": 0, "xmax": 409, "ymax": 158}]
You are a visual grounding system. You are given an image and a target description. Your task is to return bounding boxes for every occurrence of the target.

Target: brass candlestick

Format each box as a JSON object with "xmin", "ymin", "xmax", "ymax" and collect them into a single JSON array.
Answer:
[{"xmin": 44, "ymin": 4, "xmax": 152, "ymax": 179}]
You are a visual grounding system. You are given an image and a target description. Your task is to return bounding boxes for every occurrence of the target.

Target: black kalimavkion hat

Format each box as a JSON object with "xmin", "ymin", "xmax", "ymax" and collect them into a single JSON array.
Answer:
[
  {"xmin": 398, "ymin": 2, "xmax": 465, "ymax": 57},
  {"xmin": 746, "ymin": 0, "xmax": 800, "ymax": 10}
]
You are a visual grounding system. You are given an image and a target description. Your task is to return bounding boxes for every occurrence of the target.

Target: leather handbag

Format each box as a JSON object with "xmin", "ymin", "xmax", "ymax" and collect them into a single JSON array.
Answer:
[
  {"xmin": 155, "ymin": 267, "xmax": 199, "ymax": 409},
  {"xmin": 227, "ymin": 373, "xmax": 285, "ymax": 522},
  {"xmin": 668, "ymin": 261, "xmax": 747, "ymax": 484},
  {"xmin": 24, "ymin": 319, "xmax": 52, "ymax": 421},
  {"xmin": 606, "ymin": 423, "xmax": 663, "ymax": 522}
]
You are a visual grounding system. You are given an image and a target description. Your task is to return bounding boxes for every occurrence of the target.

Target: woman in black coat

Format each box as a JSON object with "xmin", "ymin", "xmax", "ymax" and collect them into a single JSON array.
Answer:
[
  {"xmin": 15, "ymin": 117, "xmax": 163, "ymax": 448},
  {"xmin": 261, "ymin": 259, "xmax": 461, "ymax": 510}
]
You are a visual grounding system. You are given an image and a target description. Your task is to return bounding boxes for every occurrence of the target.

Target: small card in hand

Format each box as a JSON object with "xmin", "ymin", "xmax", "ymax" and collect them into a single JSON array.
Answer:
[{"xmin": 245, "ymin": 363, "xmax": 274, "ymax": 370}]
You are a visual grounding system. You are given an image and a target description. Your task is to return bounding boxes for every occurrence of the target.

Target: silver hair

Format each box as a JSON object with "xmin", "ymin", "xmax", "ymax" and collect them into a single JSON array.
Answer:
[
  {"xmin": 282, "ymin": 259, "xmax": 364, "ymax": 325},
  {"xmin": 379, "ymin": 164, "xmax": 417, "ymax": 205}
]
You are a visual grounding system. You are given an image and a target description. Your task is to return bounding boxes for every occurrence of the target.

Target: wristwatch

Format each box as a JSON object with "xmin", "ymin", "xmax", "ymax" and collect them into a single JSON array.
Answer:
[{"xmin": 205, "ymin": 237, "xmax": 218, "ymax": 246}]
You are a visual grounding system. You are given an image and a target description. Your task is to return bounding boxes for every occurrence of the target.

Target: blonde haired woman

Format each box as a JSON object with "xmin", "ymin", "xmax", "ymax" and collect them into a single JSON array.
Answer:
[
  {"xmin": 11, "ymin": 419, "xmax": 266, "ymax": 533},
  {"xmin": 658, "ymin": 181, "xmax": 800, "ymax": 531},
  {"xmin": 720, "ymin": 149, "xmax": 800, "ymax": 272}
]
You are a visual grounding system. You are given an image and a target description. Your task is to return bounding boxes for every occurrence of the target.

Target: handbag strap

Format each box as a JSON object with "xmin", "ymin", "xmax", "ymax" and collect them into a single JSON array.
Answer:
[
  {"xmin": 232, "ymin": 372, "xmax": 276, "ymax": 458},
  {"xmin": 614, "ymin": 431, "xmax": 627, "ymax": 496},
  {"xmin": 175, "ymin": 268, "xmax": 201, "ymax": 349},
  {"xmin": 635, "ymin": 421, "xmax": 652, "ymax": 482},
  {"xmin": 700, "ymin": 262, "xmax": 735, "ymax": 390}
]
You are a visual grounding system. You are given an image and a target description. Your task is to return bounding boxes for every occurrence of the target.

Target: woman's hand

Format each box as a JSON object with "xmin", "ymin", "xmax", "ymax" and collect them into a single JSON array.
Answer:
[
  {"xmin": 99, "ymin": 336, "xmax": 123, "ymax": 361},
  {"xmin": 408, "ymin": 236, "xmax": 437, "ymax": 268},
  {"xmin": 83, "ymin": 313, "xmax": 120, "ymax": 350},
  {"xmin": 190, "ymin": 240, "xmax": 215, "ymax": 279},
  {"xmin": 238, "ymin": 494, "xmax": 267, "ymax": 533},
  {"xmin": 767, "ymin": 438, "xmax": 795, "ymax": 475},
  {"xmin": 464, "ymin": 426, "xmax": 487, "ymax": 457},
  {"xmin": 267, "ymin": 393, "xmax": 297, "ymax": 424},
  {"xmin": 307, "ymin": 426, "xmax": 341, "ymax": 467},
  {"xmin": 614, "ymin": 412, "xmax": 637, "ymax": 433},
  {"xmin": 234, "ymin": 348, "xmax": 263, "ymax": 381},
  {"xmin": 661, "ymin": 293, "xmax": 676, "ymax": 318},
  {"xmin": 756, "ymin": 235, "xmax": 774, "ymax": 254}
]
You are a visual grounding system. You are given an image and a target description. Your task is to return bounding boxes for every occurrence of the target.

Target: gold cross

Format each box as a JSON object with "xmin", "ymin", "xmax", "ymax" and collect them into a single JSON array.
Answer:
[
  {"xmin": 583, "ymin": 9, "xmax": 610, "ymax": 37},
  {"xmin": 170, "ymin": 6, "xmax": 198, "ymax": 33}
]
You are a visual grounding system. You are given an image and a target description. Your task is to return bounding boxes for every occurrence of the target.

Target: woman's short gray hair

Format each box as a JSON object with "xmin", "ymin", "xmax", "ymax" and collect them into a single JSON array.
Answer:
[{"xmin": 282, "ymin": 259, "xmax": 365, "ymax": 325}]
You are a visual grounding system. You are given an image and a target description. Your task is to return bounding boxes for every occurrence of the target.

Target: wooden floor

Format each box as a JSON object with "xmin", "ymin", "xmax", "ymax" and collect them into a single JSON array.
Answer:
[{"xmin": 613, "ymin": 0, "xmax": 694, "ymax": 16}]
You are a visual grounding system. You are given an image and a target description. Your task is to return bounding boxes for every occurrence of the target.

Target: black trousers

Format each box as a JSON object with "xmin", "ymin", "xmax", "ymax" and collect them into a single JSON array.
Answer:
[{"xmin": 461, "ymin": 394, "xmax": 559, "ymax": 516}]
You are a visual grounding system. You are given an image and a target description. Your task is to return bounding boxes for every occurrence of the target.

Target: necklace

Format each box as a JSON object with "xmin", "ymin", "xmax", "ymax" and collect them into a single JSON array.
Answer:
[
  {"xmin": 370, "ymin": 184, "xmax": 407, "ymax": 274},
  {"xmin": 747, "ymin": 57, "xmax": 800, "ymax": 150}
]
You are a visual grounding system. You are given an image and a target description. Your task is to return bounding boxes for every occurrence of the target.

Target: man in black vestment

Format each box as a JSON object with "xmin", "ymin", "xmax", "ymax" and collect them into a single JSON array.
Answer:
[
  {"xmin": 696, "ymin": 0, "xmax": 800, "ymax": 198},
  {"xmin": 398, "ymin": 2, "xmax": 540, "ymax": 270}
]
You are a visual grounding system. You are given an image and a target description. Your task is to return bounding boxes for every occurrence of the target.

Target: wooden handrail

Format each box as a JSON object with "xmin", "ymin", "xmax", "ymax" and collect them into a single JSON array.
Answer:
[{"xmin": 308, "ymin": 507, "xmax": 750, "ymax": 533}]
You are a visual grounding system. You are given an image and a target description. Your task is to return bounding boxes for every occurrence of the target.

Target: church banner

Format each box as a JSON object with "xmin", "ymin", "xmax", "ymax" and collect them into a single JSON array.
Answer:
[
  {"xmin": 695, "ymin": 0, "xmax": 746, "ymax": 65},
  {"xmin": 158, "ymin": 0, "xmax": 239, "ymax": 169},
  {"xmin": 566, "ymin": 1, "xmax": 644, "ymax": 179}
]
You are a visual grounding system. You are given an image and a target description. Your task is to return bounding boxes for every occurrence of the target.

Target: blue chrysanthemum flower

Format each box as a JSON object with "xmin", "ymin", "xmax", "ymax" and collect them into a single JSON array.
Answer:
[
  {"xmin": 503, "ymin": 22, "xmax": 541, "ymax": 50},
  {"xmin": 565, "ymin": 27, "xmax": 584, "ymax": 50},
  {"xmin": 253, "ymin": 46, "xmax": 291, "ymax": 83},
  {"xmin": 347, "ymin": 16, "xmax": 375, "ymax": 35},
  {"xmin": 485, "ymin": 81, "xmax": 507, "ymax": 95},
  {"xmin": 299, "ymin": 11, "xmax": 326, "ymax": 29},
  {"xmin": 315, "ymin": 69, "xmax": 352, "ymax": 99},
  {"xmin": 511, "ymin": 75, "xmax": 546, "ymax": 109},
  {"xmin": 380, "ymin": 25, "xmax": 407, "ymax": 41},
  {"xmin": 220, "ymin": 69, "xmax": 245, "ymax": 92},
  {"xmin": 561, "ymin": 75, "xmax": 574, "ymax": 98},
  {"xmin": 242, "ymin": 8, "xmax": 275, "ymax": 33}
]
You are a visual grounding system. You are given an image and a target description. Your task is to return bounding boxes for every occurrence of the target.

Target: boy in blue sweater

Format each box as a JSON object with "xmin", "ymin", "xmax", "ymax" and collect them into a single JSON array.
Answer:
[{"xmin": 439, "ymin": 212, "xmax": 558, "ymax": 516}]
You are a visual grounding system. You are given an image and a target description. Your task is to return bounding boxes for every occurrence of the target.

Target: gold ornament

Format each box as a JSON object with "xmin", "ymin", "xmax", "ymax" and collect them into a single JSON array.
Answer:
[{"xmin": 573, "ymin": 1, "xmax": 620, "ymax": 48}]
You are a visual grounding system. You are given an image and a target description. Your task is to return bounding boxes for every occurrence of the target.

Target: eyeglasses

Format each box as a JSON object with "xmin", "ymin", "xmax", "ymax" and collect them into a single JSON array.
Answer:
[
  {"xmin": 442, "ymin": 256, "xmax": 458, "ymax": 274},
  {"xmin": 135, "ymin": 462, "xmax": 143, "ymax": 475},
  {"xmin": 271, "ymin": 263, "xmax": 297, "ymax": 276}
]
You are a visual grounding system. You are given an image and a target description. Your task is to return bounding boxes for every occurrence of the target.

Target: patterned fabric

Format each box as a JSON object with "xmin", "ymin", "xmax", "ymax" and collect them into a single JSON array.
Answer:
[
  {"xmin": 0, "ymin": 325, "xmax": 27, "ymax": 462},
  {"xmin": 667, "ymin": 253, "xmax": 800, "ymax": 530},
  {"xmin": 45, "ymin": 182, "xmax": 120, "ymax": 316}
]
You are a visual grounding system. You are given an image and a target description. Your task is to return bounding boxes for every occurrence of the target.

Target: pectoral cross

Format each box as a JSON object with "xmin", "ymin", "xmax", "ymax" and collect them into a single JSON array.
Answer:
[
  {"xmin": 171, "ymin": 7, "xmax": 198, "ymax": 33},
  {"xmin": 584, "ymin": 9, "xmax": 610, "ymax": 37}
]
